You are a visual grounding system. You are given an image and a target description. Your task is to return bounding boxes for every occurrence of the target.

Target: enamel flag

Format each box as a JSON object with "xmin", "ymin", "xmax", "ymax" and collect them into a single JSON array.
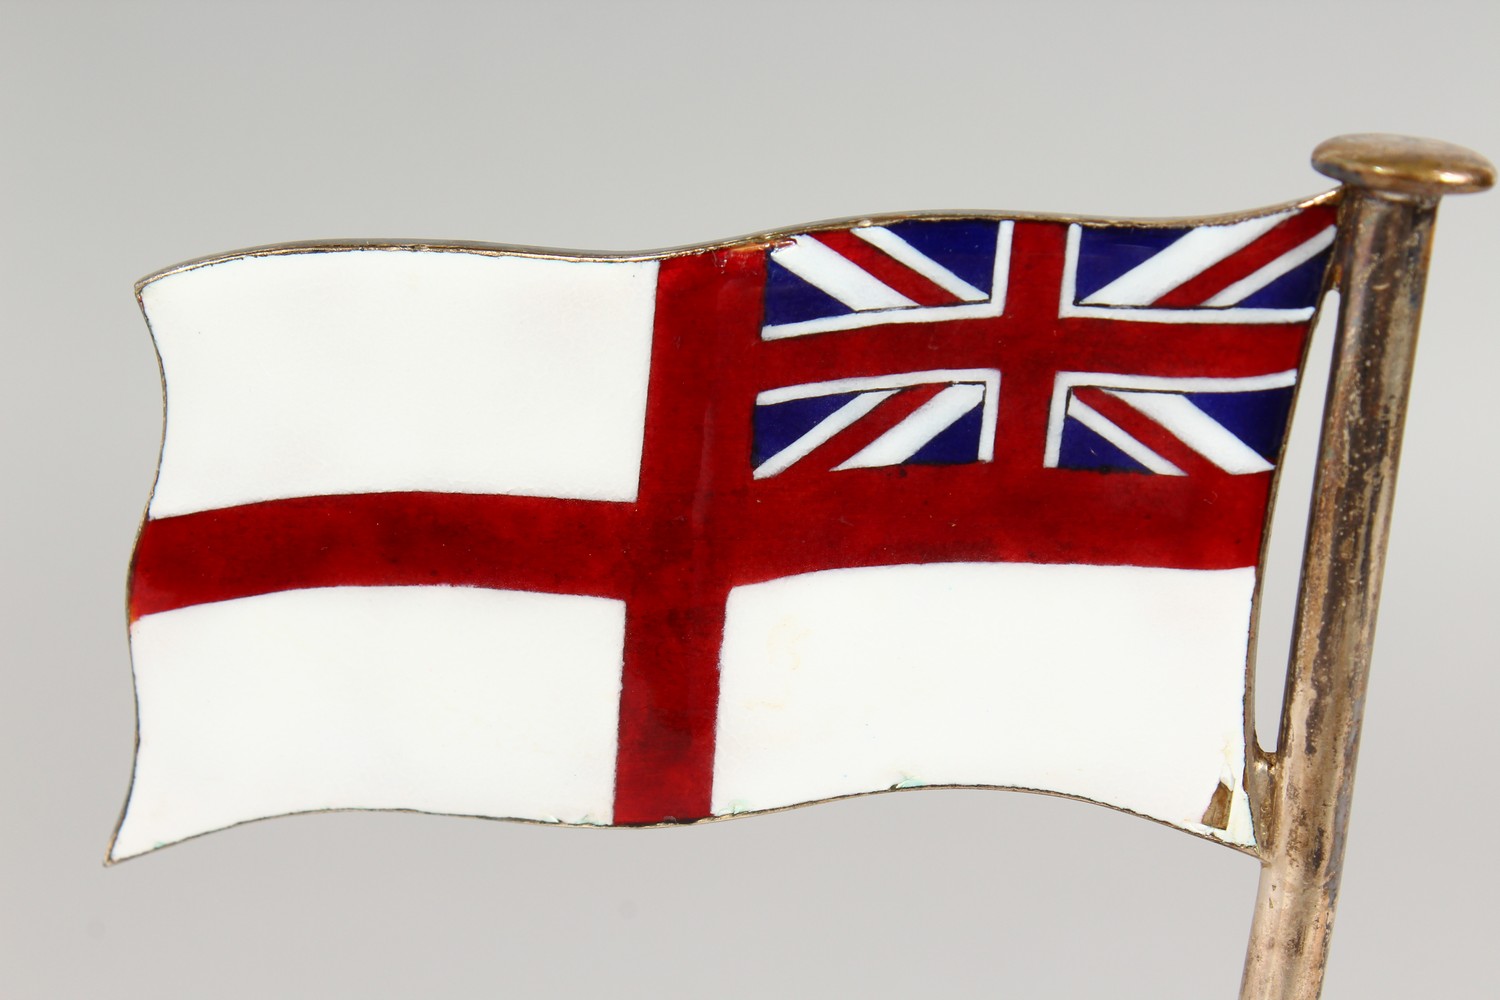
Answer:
[{"xmin": 113, "ymin": 196, "xmax": 1338, "ymax": 861}]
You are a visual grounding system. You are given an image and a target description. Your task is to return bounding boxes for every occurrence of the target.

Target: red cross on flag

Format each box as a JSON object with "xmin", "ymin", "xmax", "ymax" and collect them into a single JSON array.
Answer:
[{"xmin": 113, "ymin": 197, "xmax": 1336, "ymax": 861}]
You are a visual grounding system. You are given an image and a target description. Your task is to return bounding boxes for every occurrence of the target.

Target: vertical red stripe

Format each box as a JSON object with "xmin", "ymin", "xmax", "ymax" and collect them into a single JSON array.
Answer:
[{"xmin": 611, "ymin": 247, "xmax": 766, "ymax": 824}]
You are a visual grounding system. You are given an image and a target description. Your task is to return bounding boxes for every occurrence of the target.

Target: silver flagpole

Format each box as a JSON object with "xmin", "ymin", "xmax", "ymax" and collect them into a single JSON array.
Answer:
[{"xmin": 1239, "ymin": 134, "xmax": 1493, "ymax": 1000}]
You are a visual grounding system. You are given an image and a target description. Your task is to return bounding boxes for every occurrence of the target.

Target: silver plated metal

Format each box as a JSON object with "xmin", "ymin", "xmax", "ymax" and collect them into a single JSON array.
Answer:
[{"xmin": 1240, "ymin": 133, "xmax": 1492, "ymax": 1000}]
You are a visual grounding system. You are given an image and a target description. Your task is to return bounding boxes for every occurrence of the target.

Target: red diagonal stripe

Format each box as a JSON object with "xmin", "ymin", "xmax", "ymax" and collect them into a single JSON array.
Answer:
[
  {"xmin": 1151, "ymin": 206, "xmax": 1336, "ymax": 308},
  {"xmin": 1070, "ymin": 387, "xmax": 1221, "ymax": 477},
  {"xmin": 773, "ymin": 381, "xmax": 950, "ymax": 476},
  {"xmin": 812, "ymin": 230, "xmax": 964, "ymax": 307}
]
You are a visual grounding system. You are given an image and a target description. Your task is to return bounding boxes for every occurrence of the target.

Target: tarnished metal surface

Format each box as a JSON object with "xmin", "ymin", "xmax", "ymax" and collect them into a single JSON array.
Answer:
[
  {"xmin": 1240, "ymin": 134, "xmax": 1493, "ymax": 1000},
  {"xmin": 1313, "ymin": 133, "xmax": 1495, "ymax": 198}
]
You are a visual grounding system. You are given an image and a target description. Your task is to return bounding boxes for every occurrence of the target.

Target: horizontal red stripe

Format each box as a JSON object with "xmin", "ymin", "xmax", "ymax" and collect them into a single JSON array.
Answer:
[
  {"xmin": 131, "ymin": 465, "xmax": 1270, "ymax": 624},
  {"xmin": 752, "ymin": 314, "xmax": 1308, "ymax": 400},
  {"xmin": 736, "ymin": 462, "xmax": 1270, "ymax": 581},
  {"xmin": 129, "ymin": 492, "xmax": 635, "ymax": 620}
]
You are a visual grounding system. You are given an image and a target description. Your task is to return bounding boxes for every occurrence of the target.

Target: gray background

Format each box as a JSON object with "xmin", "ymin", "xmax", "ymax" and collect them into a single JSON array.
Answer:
[{"xmin": 3, "ymin": 1, "xmax": 1495, "ymax": 996}]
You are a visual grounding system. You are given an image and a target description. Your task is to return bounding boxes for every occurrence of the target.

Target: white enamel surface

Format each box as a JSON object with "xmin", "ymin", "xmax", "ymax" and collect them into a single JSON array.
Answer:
[
  {"xmin": 142, "ymin": 250, "xmax": 658, "ymax": 517},
  {"xmin": 112, "ymin": 586, "xmax": 626, "ymax": 860},
  {"xmin": 712, "ymin": 563, "xmax": 1256, "ymax": 845}
]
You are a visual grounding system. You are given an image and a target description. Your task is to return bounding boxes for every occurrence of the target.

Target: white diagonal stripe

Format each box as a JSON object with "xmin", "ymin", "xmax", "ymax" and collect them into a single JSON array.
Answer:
[
  {"xmin": 850, "ymin": 227, "xmax": 989, "ymax": 302},
  {"xmin": 1046, "ymin": 370, "xmax": 1296, "ymax": 469},
  {"xmin": 1080, "ymin": 213, "xmax": 1289, "ymax": 307},
  {"xmin": 1065, "ymin": 396, "xmax": 1185, "ymax": 476},
  {"xmin": 1204, "ymin": 226, "xmax": 1336, "ymax": 307},
  {"xmin": 1105, "ymin": 391, "xmax": 1273, "ymax": 474},
  {"xmin": 769, "ymin": 236, "xmax": 916, "ymax": 311},
  {"xmin": 753, "ymin": 390, "xmax": 897, "ymax": 479},
  {"xmin": 834, "ymin": 383, "xmax": 987, "ymax": 471}
]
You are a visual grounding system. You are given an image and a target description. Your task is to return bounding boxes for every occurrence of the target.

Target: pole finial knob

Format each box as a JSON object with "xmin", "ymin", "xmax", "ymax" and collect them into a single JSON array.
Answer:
[{"xmin": 1313, "ymin": 134, "xmax": 1494, "ymax": 197}]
